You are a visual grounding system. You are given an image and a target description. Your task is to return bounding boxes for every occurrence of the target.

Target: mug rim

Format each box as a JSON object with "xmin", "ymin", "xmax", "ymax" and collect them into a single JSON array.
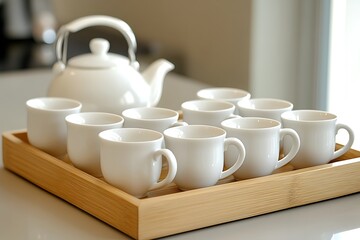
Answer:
[
  {"xmin": 164, "ymin": 124, "xmax": 226, "ymax": 140},
  {"xmin": 281, "ymin": 110, "xmax": 337, "ymax": 122},
  {"xmin": 181, "ymin": 100, "xmax": 235, "ymax": 113},
  {"xmin": 197, "ymin": 87, "xmax": 250, "ymax": 101},
  {"xmin": 237, "ymin": 98, "xmax": 293, "ymax": 111},
  {"xmin": 99, "ymin": 127, "xmax": 163, "ymax": 143},
  {"xmin": 66, "ymin": 112, "xmax": 124, "ymax": 127},
  {"xmin": 122, "ymin": 107, "xmax": 178, "ymax": 121},
  {"xmin": 221, "ymin": 117, "xmax": 280, "ymax": 130},
  {"xmin": 26, "ymin": 97, "xmax": 82, "ymax": 112}
]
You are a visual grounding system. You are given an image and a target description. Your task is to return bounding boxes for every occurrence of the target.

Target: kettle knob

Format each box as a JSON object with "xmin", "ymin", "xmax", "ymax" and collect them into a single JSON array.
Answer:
[{"xmin": 90, "ymin": 38, "xmax": 110, "ymax": 55}]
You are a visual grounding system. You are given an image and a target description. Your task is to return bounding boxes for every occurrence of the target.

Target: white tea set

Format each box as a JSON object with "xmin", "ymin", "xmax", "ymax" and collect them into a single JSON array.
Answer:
[{"xmin": 25, "ymin": 15, "xmax": 355, "ymax": 198}]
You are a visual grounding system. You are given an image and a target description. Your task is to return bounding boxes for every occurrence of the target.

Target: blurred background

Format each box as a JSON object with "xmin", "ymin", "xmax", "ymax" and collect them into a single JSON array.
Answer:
[{"xmin": 0, "ymin": 0, "xmax": 359, "ymax": 122}]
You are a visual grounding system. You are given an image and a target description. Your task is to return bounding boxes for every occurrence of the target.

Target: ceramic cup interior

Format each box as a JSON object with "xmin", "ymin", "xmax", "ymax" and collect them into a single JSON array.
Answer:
[
  {"xmin": 237, "ymin": 98, "xmax": 293, "ymax": 122},
  {"xmin": 100, "ymin": 128, "xmax": 163, "ymax": 142},
  {"xmin": 27, "ymin": 97, "xmax": 82, "ymax": 111},
  {"xmin": 122, "ymin": 107, "xmax": 178, "ymax": 120},
  {"xmin": 164, "ymin": 124, "xmax": 226, "ymax": 139},
  {"xmin": 281, "ymin": 110, "xmax": 336, "ymax": 121},
  {"xmin": 238, "ymin": 98, "xmax": 293, "ymax": 111},
  {"xmin": 182, "ymin": 100, "xmax": 235, "ymax": 112},
  {"xmin": 197, "ymin": 87, "xmax": 250, "ymax": 101},
  {"xmin": 66, "ymin": 112, "xmax": 125, "ymax": 126},
  {"xmin": 222, "ymin": 117, "xmax": 280, "ymax": 129}
]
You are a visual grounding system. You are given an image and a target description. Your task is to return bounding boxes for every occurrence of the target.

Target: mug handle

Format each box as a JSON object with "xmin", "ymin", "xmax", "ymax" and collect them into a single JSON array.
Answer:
[
  {"xmin": 220, "ymin": 138, "xmax": 246, "ymax": 179},
  {"xmin": 333, "ymin": 123, "xmax": 355, "ymax": 159},
  {"xmin": 276, "ymin": 128, "xmax": 300, "ymax": 169},
  {"xmin": 149, "ymin": 149, "xmax": 177, "ymax": 191}
]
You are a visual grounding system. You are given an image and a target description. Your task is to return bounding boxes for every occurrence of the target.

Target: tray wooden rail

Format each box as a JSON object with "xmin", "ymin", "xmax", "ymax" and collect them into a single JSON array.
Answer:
[{"xmin": 3, "ymin": 130, "xmax": 360, "ymax": 239}]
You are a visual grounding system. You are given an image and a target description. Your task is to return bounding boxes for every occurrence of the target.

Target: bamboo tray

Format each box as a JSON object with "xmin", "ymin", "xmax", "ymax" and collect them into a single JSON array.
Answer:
[{"xmin": 3, "ymin": 130, "xmax": 360, "ymax": 239}]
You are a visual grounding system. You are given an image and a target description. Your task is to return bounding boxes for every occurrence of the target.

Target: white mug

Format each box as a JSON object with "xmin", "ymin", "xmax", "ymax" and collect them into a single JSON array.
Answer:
[
  {"xmin": 26, "ymin": 97, "xmax": 82, "ymax": 157},
  {"xmin": 164, "ymin": 125, "xmax": 246, "ymax": 190},
  {"xmin": 122, "ymin": 107, "xmax": 186, "ymax": 132},
  {"xmin": 221, "ymin": 117, "xmax": 300, "ymax": 180},
  {"xmin": 281, "ymin": 110, "xmax": 354, "ymax": 169},
  {"xmin": 99, "ymin": 128, "xmax": 177, "ymax": 198},
  {"xmin": 237, "ymin": 98, "xmax": 293, "ymax": 122},
  {"xmin": 66, "ymin": 112, "xmax": 124, "ymax": 177},
  {"xmin": 197, "ymin": 87, "xmax": 250, "ymax": 114},
  {"xmin": 181, "ymin": 99, "xmax": 238, "ymax": 127}
]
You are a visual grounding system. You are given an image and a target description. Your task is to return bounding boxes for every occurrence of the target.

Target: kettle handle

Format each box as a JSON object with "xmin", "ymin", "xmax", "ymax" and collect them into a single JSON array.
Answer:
[{"xmin": 55, "ymin": 15, "xmax": 138, "ymax": 68}]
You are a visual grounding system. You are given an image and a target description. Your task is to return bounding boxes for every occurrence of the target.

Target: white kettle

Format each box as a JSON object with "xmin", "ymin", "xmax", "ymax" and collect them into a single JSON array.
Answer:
[{"xmin": 48, "ymin": 15, "xmax": 174, "ymax": 114}]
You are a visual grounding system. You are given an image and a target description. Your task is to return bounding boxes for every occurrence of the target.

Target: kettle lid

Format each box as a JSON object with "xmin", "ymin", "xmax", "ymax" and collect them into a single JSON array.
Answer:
[{"xmin": 68, "ymin": 38, "xmax": 127, "ymax": 69}]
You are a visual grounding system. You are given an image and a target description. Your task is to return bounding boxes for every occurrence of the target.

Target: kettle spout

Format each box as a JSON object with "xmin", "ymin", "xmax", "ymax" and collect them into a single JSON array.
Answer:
[{"xmin": 142, "ymin": 59, "xmax": 175, "ymax": 106}]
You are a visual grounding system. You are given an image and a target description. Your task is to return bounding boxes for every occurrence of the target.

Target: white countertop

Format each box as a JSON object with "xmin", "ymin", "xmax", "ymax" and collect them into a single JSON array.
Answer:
[{"xmin": 1, "ymin": 69, "xmax": 360, "ymax": 240}]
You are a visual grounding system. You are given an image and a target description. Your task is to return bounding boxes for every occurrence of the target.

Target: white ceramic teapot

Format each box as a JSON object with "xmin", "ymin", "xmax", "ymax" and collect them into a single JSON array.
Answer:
[{"xmin": 47, "ymin": 15, "xmax": 174, "ymax": 114}]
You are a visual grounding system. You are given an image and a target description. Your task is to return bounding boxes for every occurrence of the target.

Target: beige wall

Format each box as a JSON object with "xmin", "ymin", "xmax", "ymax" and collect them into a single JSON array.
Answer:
[
  {"xmin": 52, "ymin": 0, "xmax": 252, "ymax": 90},
  {"xmin": 249, "ymin": 0, "xmax": 301, "ymax": 100},
  {"xmin": 249, "ymin": 0, "xmax": 326, "ymax": 109}
]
